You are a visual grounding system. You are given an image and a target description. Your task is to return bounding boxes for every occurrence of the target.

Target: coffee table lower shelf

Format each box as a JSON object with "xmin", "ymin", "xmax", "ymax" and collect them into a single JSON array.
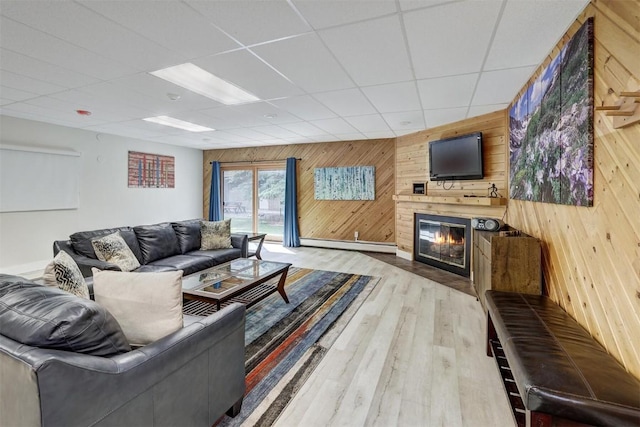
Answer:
[{"xmin": 183, "ymin": 282, "xmax": 278, "ymax": 316}]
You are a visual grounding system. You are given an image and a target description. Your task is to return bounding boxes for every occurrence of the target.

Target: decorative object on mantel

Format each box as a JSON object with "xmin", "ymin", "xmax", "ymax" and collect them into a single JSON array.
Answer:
[
  {"xmin": 314, "ymin": 166, "xmax": 375, "ymax": 200},
  {"xmin": 509, "ymin": 17, "xmax": 594, "ymax": 207},
  {"xmin": 412, "ymin": 182, "xmax": 427, "ymax": 195},
  {"xmin": 128, "ymin": 151, "xmax": 175, "ymax": 188},
  {"xmin": 595, "ymin": 90, "xmax": 640, "ymax": 129}
]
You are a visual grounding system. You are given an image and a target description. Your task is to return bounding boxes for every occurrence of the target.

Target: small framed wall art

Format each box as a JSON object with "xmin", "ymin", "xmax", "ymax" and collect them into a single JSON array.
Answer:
[{"xmin": 128, "ymin": 151, "xmax": 175, "ymax": 188}]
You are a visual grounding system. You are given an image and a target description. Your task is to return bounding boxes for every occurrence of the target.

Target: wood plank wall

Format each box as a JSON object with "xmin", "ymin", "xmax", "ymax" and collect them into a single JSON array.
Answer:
[
  {"xmin": 395, "ymin": 111, "xmax": 508, "ymax": 254},
  {"xmin": 506, "ymin": 0, "xmax": 640, "ymax": 379},
  {"xmin": 203, "ymin": 139, "xmax": 395, "ymax": 243}
]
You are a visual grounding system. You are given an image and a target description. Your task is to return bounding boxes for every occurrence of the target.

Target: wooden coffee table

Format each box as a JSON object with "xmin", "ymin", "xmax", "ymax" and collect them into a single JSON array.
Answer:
[{"xmin": 182, "ymin": 258, "xmax": 291, "ymax": 316}]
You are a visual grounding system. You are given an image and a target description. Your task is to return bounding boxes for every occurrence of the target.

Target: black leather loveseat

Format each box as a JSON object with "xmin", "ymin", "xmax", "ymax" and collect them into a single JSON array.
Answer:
[
  {"xmin": 53, "ymin": 219, "xmax": 248, "ymax": 278},
  {"xmin": 0, "ymin": 274, "xmax": 246, "ymax": 427}
]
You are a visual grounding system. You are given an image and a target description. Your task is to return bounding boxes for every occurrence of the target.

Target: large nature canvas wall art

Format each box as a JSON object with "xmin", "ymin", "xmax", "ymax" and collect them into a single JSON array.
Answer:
[
  {"xmin": 314, "ymin": 166, "xmax": 375, "ymax": 200},
  {"xmin": 509, "ymin": 18, "xmax": 594, "ymax": 206}
]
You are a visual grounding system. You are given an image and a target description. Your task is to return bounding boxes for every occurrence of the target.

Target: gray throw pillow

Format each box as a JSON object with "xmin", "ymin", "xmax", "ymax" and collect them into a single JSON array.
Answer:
[
  {"xmin": 91, "ymin": 231, "xmax": 141, "ymax": 272},
  {"xmin": 200, "ymin": 219, "xmax": 233, "ymax": 250},
  {"xmin": 42, "ymin": 250, "xmax": 90, "ymax": 299}
]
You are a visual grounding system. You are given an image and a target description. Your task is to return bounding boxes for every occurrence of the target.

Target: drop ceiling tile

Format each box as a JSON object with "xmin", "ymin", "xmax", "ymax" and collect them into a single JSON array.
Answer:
[
  {"xmin": 417, "ymin": 74, "xmax": 478, "ymax": 109},
  {"xmin": 84, "ymin": 123, "xmax": 167, "ymax": 140},
  {"xmin": 310, "ymin": 117, "xmax": 358, "ymax": 134},
  {"xmin": 268, "ymin": 96, "xmax": 337, "ymax": 121},
  {"xmin": 344, "ymin": 114, "xmax": 391, "ymax": 133},
  {"xmin": 290, "ymin": 137, "xmax": 316, "ymax": 143},
  {"xmin": 382, "ymin": 110, "xmax": 425, "ymax": 130},
  {"xmin": 485, "ymin": 0, "xmax": 589, "ymax": 70},
  {"xmin": 404, "ymin": 1, "xmax": 502, "ymax": 78},
  {"xmin": 0, "ymin": 49, "xmax": 99, "ymax": 88},
  {"xmin": 361, "ymin": 81, "xmax": 422, "ymax": 113},
  {"xmin": 468, "ymin": 104, "xmax": 508, "ymax": 118},
  {"xmin": 186, "ymin": 0, "xmax": 311, "ymax": 46},
  {"xmin": 1, "ymin": 100, "xmax": 106, "ymax": 126},
  {"xmin": 423, "ymin": 107, "xmax": 467, "ymax": 128},
  {"xmin": 312, "ymin": 134, "xmax": 342, "ymax": 142},
  {"xmin": 230, "ymin": 102, "xmax": 300, "ymax": 125},
  {"xmin": 59, "ymin": 82, "xmax": 164, "ymax": 114},
  {"xmin": 0, "ymin": 70, "xmax": 67, "ymax": 95},
  {"xmin": 473, "ymin": 67, "xmax": 536, "ymax": 105},
  {"xmin": 363, "ymin": 130, "xmax": 397, "ymax": 139},
  {"xmin": 50, "ymin": 88, "xmax": 155, "ymax": 119},
  {"xmin": 335, "ymin": 133, "xmax": 367, "ymax": 141},
  {"xmin": 249, "ymin": 125, "xmax": 300, "ymax": 139},
  {"xmin": 251, "ymin": 33, "xmax": 354, "ymax": 93},
  {"xmin": 292, "ymin": 0, "xmax": 397, "ymax": 30},
  {"xmin": 0, "ymin": 86, "xmax": 38, "ymax": 102},
  {"xmin": 319, "ymin": 15, "xmax": 413, "ymax": 86},
  {"xmin": 399, "ymin": 0, "xmax": 457, "ymax": 12},
  {"xmin": 313, "ymin": 89, "xmax": 377, "ymax": 117},
  {"xmin": 80, "ymin": 1, "xmax": 240, "ymax": 59},
  {"xmin": 194, "ymin": 50, "xmax": 304, "ymax": 101},
  {"xmin": 198, "ymin": 106, "xmax": 270, "ymax": 128},
  {"xmin": 279, "ymin": 122, "xmax": 327, "ymax": 137},
  {"xmin": 222, "ymin": 128, "xmax": 273, "ymax": 141},
  {"xmin": 0, "ymin": 17, "xmax": 135, "ymax": 80},
  {"xmin": 113, "ymin": 73, "xmax": 223, "ymax": 113},
  {"xmin": 1, "ymin": 2, "xmax": 183, "ymax": 71}
]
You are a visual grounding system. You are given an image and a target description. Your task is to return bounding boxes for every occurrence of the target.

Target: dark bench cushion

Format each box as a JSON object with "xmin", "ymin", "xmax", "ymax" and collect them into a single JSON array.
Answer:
[
  {"xmin": 486, "ymin": 290, "xmax": 640, "ymax": 426},
  {"xmin": 0, "ymin": 275, "xmax": 130, "ymax": 356}
]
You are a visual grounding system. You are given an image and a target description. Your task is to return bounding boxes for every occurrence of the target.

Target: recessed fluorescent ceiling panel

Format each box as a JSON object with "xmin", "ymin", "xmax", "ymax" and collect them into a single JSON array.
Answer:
[
  {"xmin": 150, "ymin": 63, "xmax": 260, "ymax": 105},
  {"xmin": 143, "ymin": 115, "xmax": 214, "ymax": 132}
]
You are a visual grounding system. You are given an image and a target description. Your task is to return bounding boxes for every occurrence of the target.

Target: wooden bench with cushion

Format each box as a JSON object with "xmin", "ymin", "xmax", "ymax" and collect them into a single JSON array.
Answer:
[{"xmin": 485, "ymin": 290, "xmax": 640, "ymax": 427}]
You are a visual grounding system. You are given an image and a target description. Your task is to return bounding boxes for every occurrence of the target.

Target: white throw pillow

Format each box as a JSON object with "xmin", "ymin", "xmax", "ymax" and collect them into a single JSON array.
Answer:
[
  {"xmin": 91, "ymin": 231, "xmax": 141, "ymax": 272},
  {"xmin": 92, "ymin": 268, "xmax": 183, "ymax": 346},
  {"xmin": 200, "ymin": 219, "xmax": 232, "ymax": 250},
  {"xmin": 42, "ymin": 250, "xmax": 90, "ymax": 299}
]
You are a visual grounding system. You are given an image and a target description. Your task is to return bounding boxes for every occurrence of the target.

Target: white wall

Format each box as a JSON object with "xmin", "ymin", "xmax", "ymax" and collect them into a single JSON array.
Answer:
[{"xmin": 0, "ymin": 116, "xmax": 203, "ymax": 275}]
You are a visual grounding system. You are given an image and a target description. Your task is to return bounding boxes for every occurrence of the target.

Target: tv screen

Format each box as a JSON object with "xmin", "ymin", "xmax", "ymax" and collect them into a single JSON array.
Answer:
[{"xmin": 429, "ymin": 132, "xmax": 483, "ymax": 181}]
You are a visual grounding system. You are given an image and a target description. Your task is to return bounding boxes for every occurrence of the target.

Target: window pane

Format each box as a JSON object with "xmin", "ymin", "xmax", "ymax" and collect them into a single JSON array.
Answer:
[
  {"xmin": 258, "ymin": 169, "xmax": 285, "ymax": 237},
  {"xmin": 223, "ymin": 170, "xmax": 253, "ymax": 233}
]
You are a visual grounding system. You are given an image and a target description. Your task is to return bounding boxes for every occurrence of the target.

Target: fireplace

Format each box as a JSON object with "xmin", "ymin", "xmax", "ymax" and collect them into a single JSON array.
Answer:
[{"xmin": 414, "ymin": 214, "xmax": 471, "ymax": 277}]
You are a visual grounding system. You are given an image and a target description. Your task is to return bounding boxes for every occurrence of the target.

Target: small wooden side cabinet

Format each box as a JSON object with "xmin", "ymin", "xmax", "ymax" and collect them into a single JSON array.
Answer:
[{"xmin": 472, "ymin": 229, "xmax": 542, "ymax": 311}]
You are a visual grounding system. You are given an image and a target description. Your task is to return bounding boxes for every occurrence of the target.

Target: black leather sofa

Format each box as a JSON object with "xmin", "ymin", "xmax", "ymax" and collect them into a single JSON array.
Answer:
[
  {"xmin": 53, "ymin": 219, "xmax": 249, "ymax": 278},
  {"xmin": 486, "ymin": 290, "xmax": 640, "ymax": 427},
  {"xmin": 0, "ymin": 274, "xmax": 246, "ymax": 427}
]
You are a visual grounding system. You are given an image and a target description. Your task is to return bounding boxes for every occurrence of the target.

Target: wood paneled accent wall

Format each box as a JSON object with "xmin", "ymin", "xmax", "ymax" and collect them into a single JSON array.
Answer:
[
  {"xmin": 395, "ymin": 111, "xmax": 508, "ymax": 254},
  {"xmin": 203, "ymin": 139, "xmax": 395, "ymax": 243},
  {"xmin": 506, "ymin": 0, "xmax": 640, "ymax": 379}
]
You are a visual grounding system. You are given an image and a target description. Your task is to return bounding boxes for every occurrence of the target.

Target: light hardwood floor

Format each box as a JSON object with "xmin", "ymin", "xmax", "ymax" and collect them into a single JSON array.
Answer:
[{"xmin": 258, "ymin": 244, "xmax": 514, "ymax": 427}]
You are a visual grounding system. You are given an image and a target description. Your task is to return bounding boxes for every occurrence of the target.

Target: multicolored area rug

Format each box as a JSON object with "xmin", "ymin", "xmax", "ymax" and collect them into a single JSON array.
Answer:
[{"xmin": 219, "ymin": 267, "xmax": 380, "ymax": 427}]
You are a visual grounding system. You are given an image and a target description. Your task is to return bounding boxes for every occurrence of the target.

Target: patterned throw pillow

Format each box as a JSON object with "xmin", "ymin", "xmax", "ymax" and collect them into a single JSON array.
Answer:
[
  {"xmin": 200, "ymin": 219, "xmax": 232, "ymax": 250},
  {"xmin": 91, "ymin": 232, "xmax": 141, "ymax": 272},
  {"xmin": 42, "ymin": 250, "xmax": 90, "ymax": 299}
]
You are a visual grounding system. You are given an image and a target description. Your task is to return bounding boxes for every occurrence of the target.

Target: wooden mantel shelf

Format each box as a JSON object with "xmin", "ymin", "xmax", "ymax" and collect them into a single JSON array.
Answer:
[{"xmin": 393, "ymin": 194, "xmax": 507, "ymax": 206}]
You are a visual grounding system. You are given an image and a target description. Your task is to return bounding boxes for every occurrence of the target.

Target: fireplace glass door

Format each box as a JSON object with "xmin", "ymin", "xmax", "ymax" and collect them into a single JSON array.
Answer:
[{"xmin": 417, "ymin": 220, "xmax": 466, "ymax": 269}]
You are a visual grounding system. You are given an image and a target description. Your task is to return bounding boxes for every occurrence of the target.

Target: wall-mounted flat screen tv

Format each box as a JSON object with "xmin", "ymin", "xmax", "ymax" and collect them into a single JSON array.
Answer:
[{"xmin": 429, "ymin": 132, "xmax": 483, "ymax": 181}]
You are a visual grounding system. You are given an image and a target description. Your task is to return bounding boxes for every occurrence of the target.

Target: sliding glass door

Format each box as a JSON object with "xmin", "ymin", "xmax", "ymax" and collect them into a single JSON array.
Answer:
[{"xmin": 222, "ymin": 162, "xmax": 285, "ymax": 239}]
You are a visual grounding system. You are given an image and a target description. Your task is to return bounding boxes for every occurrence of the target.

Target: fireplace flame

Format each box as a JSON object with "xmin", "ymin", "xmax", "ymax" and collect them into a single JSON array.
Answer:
[{"xmin": 434, "ymin": 233, "xmax": 464, "ymax": 245}]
